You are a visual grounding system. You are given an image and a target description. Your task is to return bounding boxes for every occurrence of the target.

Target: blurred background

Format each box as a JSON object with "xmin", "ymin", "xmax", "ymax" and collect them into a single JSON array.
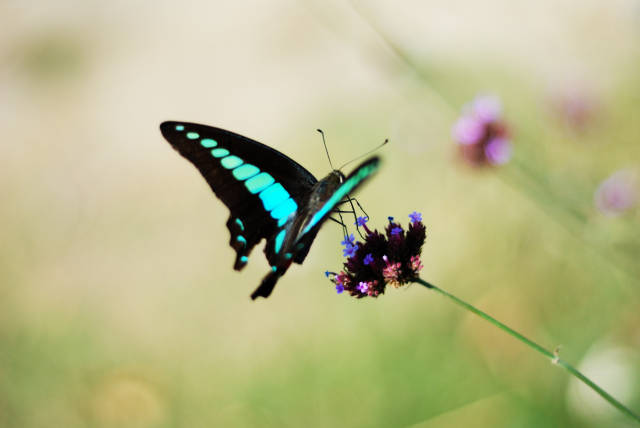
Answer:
[{"xmin": 1, "ymin": 1, "xmax": 639, "ymax": 426}]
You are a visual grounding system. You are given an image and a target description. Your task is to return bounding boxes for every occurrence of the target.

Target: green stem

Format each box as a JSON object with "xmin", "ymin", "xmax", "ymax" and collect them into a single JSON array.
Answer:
[{"xmin": 414, "ymin": 277, "xmax": 640, "ymax": 423}]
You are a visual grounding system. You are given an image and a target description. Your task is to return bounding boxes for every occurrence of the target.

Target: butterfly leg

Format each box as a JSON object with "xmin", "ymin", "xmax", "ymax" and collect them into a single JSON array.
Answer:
[
  {"xmin": 333, "ymin": 205, "xmax": 362, "ymax": 238},
  {"xmin": 338, "ymin": 211, "xmax": 352, "ymax": 239},
  {"xmin": 346, "ymin": 195, "xmax": 372, "ymax": 238},
  {"xmin": 351, "ymin": 197, "xmax": 370, "ymax": 221},
  {"xmin": 329, "ymin": 216, "xmax": 349, "ymax": 239},
  {"xmin": 329, "ymin": 216, "xmax": 345, "ymax": 225},
  {"xmin": 337, "ymin": 195, "xmax": 366, "ymax": 238}
]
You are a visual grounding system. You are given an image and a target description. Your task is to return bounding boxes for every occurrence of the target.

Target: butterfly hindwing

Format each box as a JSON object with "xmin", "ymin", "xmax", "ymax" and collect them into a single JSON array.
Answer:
[
  {"xmin": 160, "ymin": 121, "xmax": 318, "ymax": 269},
  {"xmin": 250, "ymin": 156, "xmax": 381, "ymax": 299}
]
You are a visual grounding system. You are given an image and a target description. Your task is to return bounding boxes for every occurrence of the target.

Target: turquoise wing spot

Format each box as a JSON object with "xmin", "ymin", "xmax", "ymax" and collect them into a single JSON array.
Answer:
[
  {"xmin": 271, "ymin": 266, "xmax": 277, "ymax": 272},
  {"xmin": 220, "ymin": 155, "xmax": 243, "ymax": 169},
  {"xmin": 277, "ymin": 216, "xmax": 288, "ymax": 227},
  {"xmin": 235, "ymin": 218, "xmax": 244, "ymax": 231},
  {"xmin": 270, "ymin": 198, "xmax": 297, "ymax": 220},
  {"xmin": 259, "ymin": 183, "xmax": 289, "ymax": 211},
  {"xmin": 211, "ymin": 148, "xmax": 229, "ymax": 158},
  {"xmin": 284, "ymin": 253, "xmax": 292, "ymax": 260},
  {"xmin": 186, "ymin": 132, "xmax": 199, "ymax": 140},
  {"xmin": 236, "ymin": 235, "xmax": 246, "ymax": 246},
  {"xmin": 302, "ymin": 162, "xmax": 379, "ymax": 235},
  {"xmin": 245, "ymin": 172, "xmax": 275, "ymax": 194},
  {"xmin": 232, "ymin": 164, "xmax": 260, "ymax": 181},
  {"xmin": 200, "ymin": 138, "xmax": 217, "ymax": 148},
  {"xmin": 175, "ymin": 125, "xmax": 184, "ymax": 131},
  {"xmin": 274, "ymin": 229, "xmax": 286, "ymax": 254},
  {"xmin": 240, "ymin": 255, "xmax": 248, "ymax": 263}
]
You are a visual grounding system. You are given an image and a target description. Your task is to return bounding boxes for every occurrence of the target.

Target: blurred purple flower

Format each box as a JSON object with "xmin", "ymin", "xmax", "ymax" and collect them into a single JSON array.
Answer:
[
  {"xmin": 473, "ymin": 95, "xmax": 502, "ymax": 123},
  {"xmin": 453, "ymin": 116, "xmax": 485, "ymax": 145},
  {"xmin": 363, "ymin": 253, "xmax": 374, "ymax": 265},
  {"xmin": 409, "ymin": 211, "xmax": 422, "ymax": 223},
  {"xmin": 336, "ymin": 283, "xmax": 345, "ymax": 294},
  {"xmin": 594, "ymin": 170, "xmax": 638, "ymax": 216},
  {"xmin": 452, "ymin": 94, "xmax": 512, "ymax": 167},
  {"xmin": 484, "ymin": 137, "xmax": 512, "ymax": 165},
  {"xmin": 550, "ymin": 85, "xmax": 599, "ymax": 133}
]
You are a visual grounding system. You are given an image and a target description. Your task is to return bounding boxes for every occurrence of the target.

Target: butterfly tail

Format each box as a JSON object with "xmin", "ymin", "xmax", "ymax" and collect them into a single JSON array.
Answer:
[
  {"xmin": 250, "ymin": 271, "xmax": 280, "ymax": 300},
  {"xmin": 250, "ymin": 263, "xmax": 292, "ymax": 300}
]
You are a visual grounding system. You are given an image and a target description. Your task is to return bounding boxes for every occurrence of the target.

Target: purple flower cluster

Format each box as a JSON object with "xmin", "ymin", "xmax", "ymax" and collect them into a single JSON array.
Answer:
[
  {"xmin": 327, "ymin": 212, "xmax": 426, "ymax": 298},
  {"xmin": 452, "ymin": 95, "xmax": 512, "ymax": 167}
]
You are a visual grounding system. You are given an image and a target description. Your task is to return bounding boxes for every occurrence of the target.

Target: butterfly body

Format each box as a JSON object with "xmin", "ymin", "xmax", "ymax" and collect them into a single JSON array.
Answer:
[{"xmin": 160, "ymin": 121, "xmax": 379, "ymax": 299}]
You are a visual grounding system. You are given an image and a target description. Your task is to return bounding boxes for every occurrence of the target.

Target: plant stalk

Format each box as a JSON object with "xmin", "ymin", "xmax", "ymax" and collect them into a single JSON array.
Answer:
[{"xmin": 415, "ymin": 277, "xmax": 640, "ymax": 423}]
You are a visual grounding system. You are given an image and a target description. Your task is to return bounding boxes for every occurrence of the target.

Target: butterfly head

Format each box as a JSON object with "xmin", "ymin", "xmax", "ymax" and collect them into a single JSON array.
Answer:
[{"xmin": 334, "ymin": 169, "xmax": 346, "ymax": 184}]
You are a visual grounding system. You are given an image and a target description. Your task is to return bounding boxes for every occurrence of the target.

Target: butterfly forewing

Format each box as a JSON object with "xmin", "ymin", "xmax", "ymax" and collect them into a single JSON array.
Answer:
[{"xmin": 160, "ymin": 121, "xmax": 317, "ymax": 269}]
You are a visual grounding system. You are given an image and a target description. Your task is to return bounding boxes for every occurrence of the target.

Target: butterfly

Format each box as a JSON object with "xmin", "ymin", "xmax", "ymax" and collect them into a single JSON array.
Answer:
[{"xmin": 160, "ymin": 121, "xmax": 380, "ymax": 299}]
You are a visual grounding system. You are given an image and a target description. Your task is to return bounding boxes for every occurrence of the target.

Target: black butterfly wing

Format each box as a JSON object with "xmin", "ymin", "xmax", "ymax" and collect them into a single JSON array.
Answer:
[
  {"xmin": 160, "ymin": 121, "xmax": 317, "ymax": 270},
  {"xmin": 250, "ymin": 156, "xmax": 381, "ymax": 299}
]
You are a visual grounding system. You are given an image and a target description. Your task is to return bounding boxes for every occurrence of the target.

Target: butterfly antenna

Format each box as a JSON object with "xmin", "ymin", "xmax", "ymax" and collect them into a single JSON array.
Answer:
[
  {"xmin": 317, "ymin": 129, "xmax": 335, "ymax": 170},
  {"xmin": 338, "ymin": 138, "xmax": 388, "ymax": 170}
]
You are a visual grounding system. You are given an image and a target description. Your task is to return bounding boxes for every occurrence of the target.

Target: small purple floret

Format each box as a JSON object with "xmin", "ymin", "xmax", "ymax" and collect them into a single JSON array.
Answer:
[
  {"xmin": 343, "ymin": 243, "xmax": 358, "ymax": 258},
  {"xmin": 355, "ymin": 216, "xmax": 368, "ymax": 227},
  {"xmin": 363, "ymin": 253, "xmax": 374, "ymax": 265},
  {"xmin": 336, "ymin": 284, "xmax": 344, "ymax": 294},
  {"xmin": 357, "ymin": 282, "xmax": 369, "ymax": 293},
  {"xmin": 453, "ymin": 115, "xmax": 484, "ymax": 145},
  {"xmin": 484, "ymin": 137, "xmax": 512, "ymax": 165},
  {"xmin": 409, "ymin": 211, "xmax": 422, "ymax": 223},
  {"xmin": 391, "ymin": 227, "xmax": 402, "ymax": 236},
  {"xmin": 340, "ymin": 233, "xmax": 356, "ymax": 248},
  {"xmin": 473, "ymin": 95, "xmax": 502, "ymax": 123}
]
